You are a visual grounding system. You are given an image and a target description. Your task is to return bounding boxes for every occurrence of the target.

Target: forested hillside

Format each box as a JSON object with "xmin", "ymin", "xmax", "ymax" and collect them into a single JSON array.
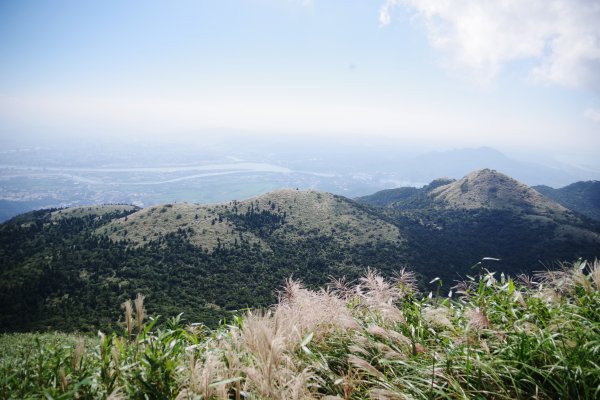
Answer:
[
  {"xmin": 1, "ymin": 170, "xmax": 599, "ymax": 333},
  {"xmin": 534, "ymin": 181, "xmax": 600, "ymax": 221},
  {"xmin": 0, "ymin": 193, "xmax": 411, "ymax": 332}
]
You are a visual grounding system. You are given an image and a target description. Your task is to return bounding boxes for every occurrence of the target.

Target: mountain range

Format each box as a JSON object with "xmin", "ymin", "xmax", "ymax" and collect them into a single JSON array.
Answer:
[
  {"xmin": 402, "ymin": 147, "xmax": 598, "ymax": 187},
  {"xmin": 1, "ymin": 169, "xmax": 599, "ymax": 332},
  {"xmin": 2, "ymin": 145, "xmax": 599, "ymax": 223},
  {"xmin": 533, "ymin": 181, "xmax": 600, "ymax": 222}
]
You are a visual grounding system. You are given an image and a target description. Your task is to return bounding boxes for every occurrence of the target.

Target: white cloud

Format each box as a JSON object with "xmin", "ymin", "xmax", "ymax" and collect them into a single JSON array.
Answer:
[
  {"xmin": 387, "ymin": 0, "xmax": 600, "ymax": 89},
  {"xmin": 379, "ymin": 0, "xmax": 400, "ymax": 26},
  {"xmin": 584, "ymin": 107, "xmax": 600, "ymax": 122}
]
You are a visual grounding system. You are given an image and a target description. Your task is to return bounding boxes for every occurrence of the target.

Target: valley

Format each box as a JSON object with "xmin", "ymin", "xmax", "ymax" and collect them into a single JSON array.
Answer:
[{"xmin": 2, "ymin": 143, "xmax": 598, "ymax": 223}]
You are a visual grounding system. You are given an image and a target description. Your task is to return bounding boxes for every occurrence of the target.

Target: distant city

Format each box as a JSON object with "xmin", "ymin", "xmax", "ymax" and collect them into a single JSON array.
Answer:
[{"xmin": 1, "ymin": 138, "xmax": 598, "ymax": 222}]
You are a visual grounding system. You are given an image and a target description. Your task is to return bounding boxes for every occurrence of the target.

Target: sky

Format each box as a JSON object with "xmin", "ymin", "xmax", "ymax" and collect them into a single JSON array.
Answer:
[{"xmin": 1, "ymin": 0, "xmax": 599, "ymax": 159}]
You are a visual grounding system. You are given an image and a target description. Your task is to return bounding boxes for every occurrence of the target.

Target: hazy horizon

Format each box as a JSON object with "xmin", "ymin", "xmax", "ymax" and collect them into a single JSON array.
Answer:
[
  {"xmin": 1, "ymin": 0, "xmax": 600, "ymax": 220},
  {"xmin": 1, "ymin": 1, "xmax": 599, "ymax": 161}
]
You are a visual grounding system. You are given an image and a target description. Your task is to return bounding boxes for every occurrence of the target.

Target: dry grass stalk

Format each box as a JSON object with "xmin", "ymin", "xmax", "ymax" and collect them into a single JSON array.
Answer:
[
  {"xmin": 328, "ymin": 276, "xmax": 355, "ymax": 301},
  {"xmin": 71, "ymin": 337, "xmax": 85, "ymax": 371},
  {"xmin": 391, "ymin": 267, "xmax": 418, "ymax": 296},
  {"xmin": 359, "ymin": 269, "xmax": 402, "ymax": 306},
  {"xmin": 240, "ymin": 312, "xmax": 311, "ymax": 399},
  {"xmin": 590, "ymin": 259, "xmax": 600, "ymax": 291},
  {"xmin": 467, "ymin": 308, "xmax": 490, "ymax": 330},
  {"xmin": 276, "ymin": 278, "xmax": 358, "ymax": 342},
  {"xmin": 366, "ymin": 325, "xmax": 410, "ymax": 348},
  {"xmin": 179, "ymin": 272, "xmax": 433, "ymax": 399},
  {"xmin": 218, "ymin": 333, "xmax": 244, "ymax": 381},
  {"xmin": 122, "ymin": 299, "xmax": 133, "ymax": 338},
  {"xmin": 106, "ymin": 387, "xmax": 126, "ymax": 400},
  {"xmin": 514, "ymin": 321, "xmax": 537, "ymax": 334},
  {"xmin": 237, "ymin": 277, "xmax": 361, "ymax": 399},
  {"xmin": 134, "ymin": 293, "xmax": 145, "ymax": 333},
  {"xmin": 98, "ymin": 331, "xmax": 106, "ymax": 361},
  {"xmin": 191, "ymin": 352, "xmax": 228, "ymax": 399},
  {"xmin": 423, "ymin": 307, "xmax": 454, "ymax": 331},
  {"xmin": 349, "ymin": 344, "xmax": 371, "ymax": 358},
  {"xmin": 571, "ymin": 263, "xmax": 593, "ymax": 292},
  {"xmin": 451, "ymin": 280, "xmax": 477, "ymax": 299},
  {"xmin": 111, "ymin": 342, "xmax": 120, "ymax": 371},
  {"xmin": 535, "ymin": 261, "xmax": 590, "ymax": 294},
  {"xmin": 536, "ymin": 287, "xmax": 562, "ymax": 304},
  {"xmin": 179, "ymin": 278, "xmax": 362, "ymax": 399},
  {"xmin": 177, "ymin": 351, "xmax": 231, "ymax": 400},
  {"xmin": 356, "ymin": 269, "xmax": 406, "ymax": 324},
  {"xmin": 512, "ymin": 289, "xmax": 527, "ymax": 306},
  {"xmin": 516, "ymin": 273, "xmax": 536, "ymax": 289},
  {"xmin": 348, "ymin": 354, "xmax": 384, "ymax": 379},
  {"xmin": 369, "ymin": 387, "xmax": 408, "ymax": 400},
  {"xmin": 378, "ymin": 303, "xmax": 406, "ymax": 324},
  {"xmin": 333, "ymin": 368, "xmax": 360, "ymax": 400},
  {"xmin": 59, "ymin": 367, "xmax": 68, "ymax": 391},
  {"xmin": 374, "ymin": 341, "xmax": 392, "ymax": 354}
]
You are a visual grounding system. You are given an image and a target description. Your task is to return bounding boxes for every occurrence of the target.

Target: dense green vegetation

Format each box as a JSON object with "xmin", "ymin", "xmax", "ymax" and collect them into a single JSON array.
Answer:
[
  {"xmin": 2, "ymin": 261, "xmax": 599, "ymax": 399},
  {"xmin": 356, "ymin": 178, "xmax": 453, "ymax": 208},
  {"xmin": 357, "ymin": 173, "xmax": 600, "ymax": 282},
  {"xmin": 383, "ymin": 206, "xmax": 600, "ymax": 278},
  {"xmin": 2, "ymin": 173, "xmax": 600, "ymax": 333},
  {"xmin": 534, "ymin": 181, "xmax": 600, "ymax": 221},
  {"xmin": 353, "ymin": 186, "xmax": 421, "ymax": 207},
  {"xmin": 0, "ymin": 203, "xmax": 411, "ymax": 333}
]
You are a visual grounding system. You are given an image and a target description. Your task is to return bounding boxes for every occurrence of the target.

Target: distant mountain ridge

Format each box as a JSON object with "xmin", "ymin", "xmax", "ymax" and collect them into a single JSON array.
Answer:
[
  {"xmin": 359, "ymin": 169, "xmax": 576, "ymax": 215},
  {"xmin": 429, "ymin": 169, "xmax": 572, "ymax": 216},
  {"xmin": 1, "ymin": 169, "xmax": 599, "ymax": 332},
  {"xmin": 534, "ymin": 181, "xmax": 600, "ymax": 221},
  {"xmin": 405, "ymin": 147, "xmax": 597, "ymax": 187},
  {"xmin": 356, "ymin": 169, "xmax": 599, "ymax": 276},
  {"xmin": 2, "ymin": 145, "xmax": 598, "ymax": 223}
]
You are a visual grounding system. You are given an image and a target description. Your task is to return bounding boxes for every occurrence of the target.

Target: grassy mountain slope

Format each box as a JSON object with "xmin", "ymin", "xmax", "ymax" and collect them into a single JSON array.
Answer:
[
  {"xmin": 358, "ymin": 169, "xmax": 600, "ymax": 277},
  {"xmin": 1, "ymin": 172, "xmax": 599, "ymax": 333},
  {"xmin": 0, "ymin": 191, "xmax": 409, "ymax": 333},
  {"xmin": 534, "ymin": 180, "xmax": 600, "ymax": 221},
  {"xmin": 430, "ymin": 169, "xmax": 571, "ymax": 216},
  {"xmin": 97, "ymin": 189, "xmax": 402, "ymax": 252},
  {"xmin": 52, "ymin": 204, "xmax": 139, "ymax": 220}
]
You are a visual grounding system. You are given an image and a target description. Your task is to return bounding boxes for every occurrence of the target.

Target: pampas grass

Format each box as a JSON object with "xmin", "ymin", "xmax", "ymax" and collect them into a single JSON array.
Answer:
[
  {"xmin": 122, "ymin": 300, "xmax": 133, "ymax": 338},
  {"xmin": 2, "ymin": 261, "xmax": 600, "ymax": 399},
  {"xmin": 134, "ymin": 293, "xmax": 145, "ymax": 333}
]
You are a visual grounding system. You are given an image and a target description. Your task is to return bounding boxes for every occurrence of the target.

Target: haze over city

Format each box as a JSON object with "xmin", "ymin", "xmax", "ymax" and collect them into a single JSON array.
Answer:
[
  {"xmin": 1, "ymin": 1, "xmax": 599, "ymax": 158},
  {"xmin": 1, "ymin": 1, "xmax": 600, "ymax": 221}
]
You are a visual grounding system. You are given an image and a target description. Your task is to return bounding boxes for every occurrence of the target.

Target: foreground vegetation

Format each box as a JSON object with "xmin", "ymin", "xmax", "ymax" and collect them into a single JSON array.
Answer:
[{"xmin": 1, "ymin": 260, "xmax": 599, "ymax": 399}]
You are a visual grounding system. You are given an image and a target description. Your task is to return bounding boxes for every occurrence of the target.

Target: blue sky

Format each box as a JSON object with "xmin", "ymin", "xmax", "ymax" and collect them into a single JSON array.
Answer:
[{"xmin": 1, "ymin": 0, "xmax": 599, "ymax": 159}]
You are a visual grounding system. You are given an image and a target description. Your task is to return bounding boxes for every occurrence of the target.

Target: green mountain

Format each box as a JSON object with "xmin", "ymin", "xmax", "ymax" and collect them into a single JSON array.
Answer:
[
  {"xmin": 0, "ymin": 191, "xmax": 411, "ymax": 332},
  {"xmin": 534, "ymin": 181, "xmax": 600, "ymax": 221},
  {"xmin": 359, "ymin": 169, "xmax": 575, "ymax": 215},
  {"xmin": 1, "ymin": 170, "xmax": 599, "ymax": 333},
  {"xmin": 357, "ymin": 169, "xmax": 600, "ymax": 277}
]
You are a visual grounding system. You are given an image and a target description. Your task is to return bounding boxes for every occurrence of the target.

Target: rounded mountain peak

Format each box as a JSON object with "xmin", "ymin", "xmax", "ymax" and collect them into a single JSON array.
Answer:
[{"xmin": 429, "ymin": 169, "xmax": 570, "ymax": 217}]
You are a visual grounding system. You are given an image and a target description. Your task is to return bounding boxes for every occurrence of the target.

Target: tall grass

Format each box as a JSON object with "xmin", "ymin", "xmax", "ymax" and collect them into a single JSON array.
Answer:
[{"xmin": 1, "ymin": 259, "xmax": 599, "ymax": 399}]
